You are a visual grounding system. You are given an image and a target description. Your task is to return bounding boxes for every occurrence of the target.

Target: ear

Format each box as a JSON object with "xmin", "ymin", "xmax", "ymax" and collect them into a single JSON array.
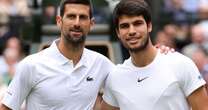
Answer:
[
  {"xmin": 116, "ymin": 29, "xmax": 121, "ymax": 39},
  {"xmin": 90, "ymin": 17, "xmax": 95, "ymax": 29},
  {"xmin": 56, "ymin": 15, "xmax": 62, "ymax": 29},
  {"xmin": 147, "ymin": 22, "xmax": 152, "ymax": 33}
]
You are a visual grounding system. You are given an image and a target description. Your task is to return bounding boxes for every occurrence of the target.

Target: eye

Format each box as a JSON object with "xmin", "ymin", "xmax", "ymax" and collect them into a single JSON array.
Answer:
[
  {"xmin": 133, "ymin": 21, "xmax": 143, "ymax": 26},
  {"xmin": 79, "ymin": 15, "xmax": 89, "ymax": 20},
  {"xmin": 66, "ymin": 14, "xmax": 76, "ymax": 20},
  {"xmin": 119, "ymin": 23, "xmax": 129, "ymax": 29}
]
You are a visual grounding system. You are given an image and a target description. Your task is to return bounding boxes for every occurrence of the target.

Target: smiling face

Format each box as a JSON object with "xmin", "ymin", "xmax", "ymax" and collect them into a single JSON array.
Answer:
[
  {"xmin": 56, "ymin": 4, "xmax": 94, "ymax": 46},
  {"xmin": 117, "ymin": 15, "xmax": 152, "ymax": 52}
]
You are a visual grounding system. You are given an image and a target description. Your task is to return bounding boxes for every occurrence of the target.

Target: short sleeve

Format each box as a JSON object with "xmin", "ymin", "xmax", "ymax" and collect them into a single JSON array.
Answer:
[
  {"xmin": 176, "ymin": 57, "xmax": 206, "ymax": 97},
  {"xmin": 102, "ymin": 73, "xmax": 119, "ymax": 107},
  {"xmin": 1, "ymin": 59, "xmax": 34, "ymax": 110},
  {"xmin": 99, "ymin": 55, "xmax": 115, "ymax": 90}
]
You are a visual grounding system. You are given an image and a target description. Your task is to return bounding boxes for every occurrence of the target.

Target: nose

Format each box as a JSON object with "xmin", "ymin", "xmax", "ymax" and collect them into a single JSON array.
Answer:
[
  {"xmin": 129, "ymin": 25, "xmax": 136, "ymax": 36},
  {"xmin": 74, "ymin": 17, "xmax": 81, "ymax": 28}
]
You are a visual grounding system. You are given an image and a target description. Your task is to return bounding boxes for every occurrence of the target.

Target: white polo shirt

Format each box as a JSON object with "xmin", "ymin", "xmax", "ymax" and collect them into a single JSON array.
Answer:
[
  {"xmin": 2, "ymin": 39, "xmax": 115, "ymax": 110},
  {"xmin": 103, "ymin": 51, "xmax": 205, "ymax": 110}
]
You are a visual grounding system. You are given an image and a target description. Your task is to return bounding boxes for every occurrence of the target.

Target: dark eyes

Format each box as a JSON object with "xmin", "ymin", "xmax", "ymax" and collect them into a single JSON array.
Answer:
[
  {"xmin": 119, "ymin": 23, "xmax": 129, "ymax": 29},
  {"xmin": 79, "ymin": 15, "xmax": 89, "ymax": 20},
  {"xmin": 119, "ymin": 21, "xmax": 144, "ymax": 29},
  {"xmin": 66, "ymin": 14, "xmax": 89, "ymax": 20},
  {"xmin": 66, "ymin": 14, "xmax": 76, "ymax": 19},
  {"xmin": 133, "ymin": 21, "xmax": 143, "ymax": 26}
]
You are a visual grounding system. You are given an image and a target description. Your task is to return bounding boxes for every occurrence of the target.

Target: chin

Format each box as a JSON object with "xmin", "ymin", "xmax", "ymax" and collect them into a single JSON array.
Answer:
[{"xmin": 129, "ymin": 45, "xmax": 147, "ymax": 52}]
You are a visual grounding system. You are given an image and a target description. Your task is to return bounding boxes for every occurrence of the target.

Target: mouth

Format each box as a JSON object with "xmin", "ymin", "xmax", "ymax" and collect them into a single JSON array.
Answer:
[
  {"xmin": 127, "ymin": 37, "xmax": 139, "ymax": 44},
  {"xmin": 70, "ymin": 29, "xmax": 83, "ymax": 37}
]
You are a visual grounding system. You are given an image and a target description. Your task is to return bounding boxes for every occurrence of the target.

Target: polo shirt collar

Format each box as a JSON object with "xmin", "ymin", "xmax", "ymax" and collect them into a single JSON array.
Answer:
[
  {"xmin": 49, "ymin": 39, "xmax": 89, "ymax": 67},
  {"xmin": 77, "ymin": 48, "xmax": 90, "ymax": 68}
]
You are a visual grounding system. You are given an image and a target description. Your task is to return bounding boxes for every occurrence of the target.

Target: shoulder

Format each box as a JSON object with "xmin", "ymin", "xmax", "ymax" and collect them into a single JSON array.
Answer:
[
  {"xmin": 17, "ymin": 50, "xmax": 48, "ymax": 69},
  {"xmin": 116, "ymin": 58, "xmax": 133, "ymax": 71},
  {"xmin": 84, "ymin": 48, "xmax": 115, "ymax": 66},
  {"xmin": 21, "ymin": 50, "xmax": 44, "ymax": 62},
  {"xmin": 161, "ymin": 52, "xmax": 199, "ymax": 76},
  {"xmin": 108, "ymin": 58, "xmax": 132, "ymax": 79},
  {"xmin": 84, "ymin": 48, "xmax": 107, "ymax": 59},
  {"xmin": 162, "ymin": 52, "xmax": 194, "ymax": 65}
]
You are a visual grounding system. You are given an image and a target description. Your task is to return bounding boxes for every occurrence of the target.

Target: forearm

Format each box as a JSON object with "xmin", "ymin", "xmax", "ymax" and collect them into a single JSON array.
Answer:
[
  {"xmin": 188, "ymin": 86, "xmax": 208, "ymax": 110},
  {"xmin": 0, "ymin": 103, "xmax": 11, "ymax": 110},
  {"xmin": 100, "ymin": 101, "xmax": 119, "ymax": 110}
]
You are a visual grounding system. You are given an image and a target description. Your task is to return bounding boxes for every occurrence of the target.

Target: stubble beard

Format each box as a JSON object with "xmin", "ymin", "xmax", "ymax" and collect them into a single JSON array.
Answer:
[
  {"xmin": 125, "ymin": 35, "xmax": 149, "ymax": 53},
  {"xmin": 62, "ymin": 31, "xmax": 86, "ymax": 50}
]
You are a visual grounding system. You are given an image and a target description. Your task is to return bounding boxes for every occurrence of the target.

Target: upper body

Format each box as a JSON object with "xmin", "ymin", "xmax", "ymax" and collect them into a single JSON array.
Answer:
[
  {"xmin": 102, "ymin": 51, "xmax": 206, "ymax": 110},
  {"xmin": 1, "ymin": 39, "xmax": 114, "ymax": 110},
  {"xmin": 0, "ymin": 0, "xmax": 115, "ymax": 110},
  {"xmin": 101, "ymin": 0, "xmax": 208, "ymax": 110}
]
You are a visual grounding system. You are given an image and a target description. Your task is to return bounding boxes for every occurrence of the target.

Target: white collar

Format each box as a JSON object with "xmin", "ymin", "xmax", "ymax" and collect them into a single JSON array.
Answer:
[{"xmin": 48, "ymin": 39, "xmax": 90, "ymax": 68}]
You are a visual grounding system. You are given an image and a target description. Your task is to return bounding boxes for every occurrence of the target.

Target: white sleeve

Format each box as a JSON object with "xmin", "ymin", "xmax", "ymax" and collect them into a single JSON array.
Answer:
[
  {"xmin": 176, "ymin": 57, "xmax": 206, "ymax": 97},
  {"xmin": 1, "ymin": 59, "xmax": 34, "ymax": 110},
  {"xmin": 99, "ymin": 55, "xmax": 115, "ymax": 90},
  {"xmin": 102, "ymin": 73, "xmax": 119, "ymax": 107}
]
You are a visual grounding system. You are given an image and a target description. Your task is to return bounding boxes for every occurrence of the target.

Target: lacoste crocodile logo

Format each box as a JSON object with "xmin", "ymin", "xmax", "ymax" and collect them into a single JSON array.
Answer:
[{"xmin": 86, "ymin": 76, "xmax": 94, "ymax": 81}]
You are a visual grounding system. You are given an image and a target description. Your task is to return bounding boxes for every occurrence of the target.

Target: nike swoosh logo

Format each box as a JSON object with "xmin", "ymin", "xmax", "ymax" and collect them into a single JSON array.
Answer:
[{"xmin": 137, "ymin": 77, "xmax": 148, "ymax": 82}]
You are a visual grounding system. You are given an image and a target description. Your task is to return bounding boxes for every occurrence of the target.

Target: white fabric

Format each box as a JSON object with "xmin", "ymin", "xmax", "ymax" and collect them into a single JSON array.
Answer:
[
  {"xmin": 2, "ymin": 39, "xmax": 115, "ymax": 110},
  {"xmin": 0, "ymin": 56, "xmax": 8, "ymax": 75},
  {"xmin": 103, "ymin": 51, "xmax": 205, "ymax": 110}
]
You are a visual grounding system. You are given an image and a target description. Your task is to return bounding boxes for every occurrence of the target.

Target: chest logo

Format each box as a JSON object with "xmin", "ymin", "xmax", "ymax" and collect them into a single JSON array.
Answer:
[
  {"xmin": 137, "ymin": 77, "xmax": 148, "ymax": 83},
  {"xmin": 86, "ymin": 76, "xmax": 94, "ymax": 81}
]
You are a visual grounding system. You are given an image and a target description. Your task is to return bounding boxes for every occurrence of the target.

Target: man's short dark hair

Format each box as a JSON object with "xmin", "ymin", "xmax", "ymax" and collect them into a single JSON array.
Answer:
[
  {"xmin": 59, "ymin": 0, "xmax": 93, "ymax": 18},
  {"xmin": 113, "ymin": 0, "xmax": 152, "ymax": 30}
]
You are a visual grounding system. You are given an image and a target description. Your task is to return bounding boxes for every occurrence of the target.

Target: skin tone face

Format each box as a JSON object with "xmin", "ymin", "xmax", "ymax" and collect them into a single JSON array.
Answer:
[
  {"xmin": 117, "ymin": 15, "xmax": 152, "ymax": 53},
  {"xmin": 56, "ymin": 4, "xmax": 94, "ymax": 48},
  {"xmin": 6, "ymin": 37, "xmax": 21, "ymax": 52}
]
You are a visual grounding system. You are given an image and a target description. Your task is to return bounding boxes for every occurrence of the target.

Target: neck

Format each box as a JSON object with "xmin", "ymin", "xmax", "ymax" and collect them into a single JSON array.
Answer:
[
  {"xmin": 130, "ymin": 41, "xmax": 157, "ymax": 67},
  {"xmin": 58, "ymin": 38, "xmax": 85, "ymax": 66}
]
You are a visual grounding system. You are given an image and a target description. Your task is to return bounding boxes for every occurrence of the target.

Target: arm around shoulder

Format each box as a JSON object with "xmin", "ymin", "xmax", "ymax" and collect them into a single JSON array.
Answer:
[
  {"xmin": 187, "ymin": 85, "xmax": 208, "ymax": 110},
  {"xmin": 101, "ymin": 100, "xmax": 119, "ymax": 110},
  {"xmin": 0, "ymin": 103, "xmax": 11, "ymax": 110}
]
